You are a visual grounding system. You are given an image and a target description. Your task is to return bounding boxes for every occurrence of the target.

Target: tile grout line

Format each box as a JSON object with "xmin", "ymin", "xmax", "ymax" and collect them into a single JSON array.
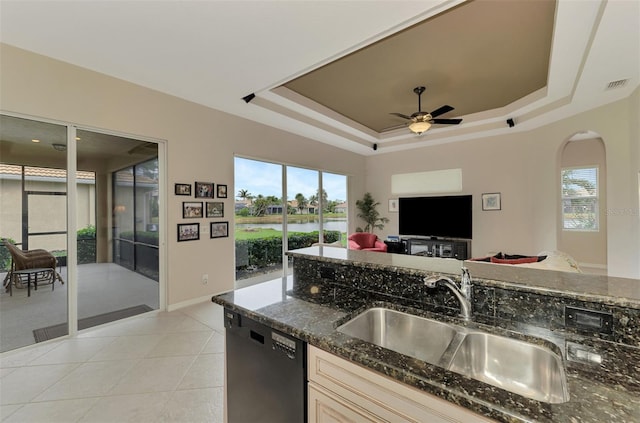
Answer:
[{"xmin": 1, "ymin": 307, "xmax": 226, "ymax": 422}]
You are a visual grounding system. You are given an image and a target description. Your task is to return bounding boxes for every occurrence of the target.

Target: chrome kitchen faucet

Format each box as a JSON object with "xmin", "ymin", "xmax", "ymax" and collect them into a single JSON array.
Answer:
[{"xmin": 424, "ymin": 267, "xmax": 473, "ymax": 321}]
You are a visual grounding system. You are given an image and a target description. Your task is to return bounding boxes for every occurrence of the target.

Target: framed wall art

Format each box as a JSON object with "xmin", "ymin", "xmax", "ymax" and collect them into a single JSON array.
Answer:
[
  {"xmin": 175, "ymin": 183, "xmax": 191, "ymax": 196},
  {"xmin": 206, "ymin": 201, "xmax": 224, "ymax": 218},
  {"xmin": 217, "ymin": 184, "xmax": 228, "ymax": 198},
  {"xmin": 482, "ymin": 192, "xmax": 501, "ymax": 211},
  {"xmin": 210, "ymin": 221, "xmax": 229, "ymax": 238},
  {"xmin": 195, "ymin": 182, "xmax": 214, "ymax": 198},
  {"xmin": 177, "ymin": 223, "xmax": 199, "ymax": 242},
  {"xmin": 182, "ymin": 201, "xmax": 203, "ymax": 218}
]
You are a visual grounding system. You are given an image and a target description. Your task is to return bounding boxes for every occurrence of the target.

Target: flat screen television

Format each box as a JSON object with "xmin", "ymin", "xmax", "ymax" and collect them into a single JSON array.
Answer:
[{"xmin": 399, "ymin": 195, "xmax": 472, "ymax": 240}]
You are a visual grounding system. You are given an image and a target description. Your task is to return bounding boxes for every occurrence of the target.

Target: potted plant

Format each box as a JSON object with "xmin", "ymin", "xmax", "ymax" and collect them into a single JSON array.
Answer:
[{"xmin": 355, "ymin": 192, "xmax": 389, "ymax": 233}]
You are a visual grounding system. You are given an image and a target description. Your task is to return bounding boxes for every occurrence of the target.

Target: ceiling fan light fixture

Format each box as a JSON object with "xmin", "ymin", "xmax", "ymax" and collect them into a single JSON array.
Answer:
[{"xmin": 409, "ymin": 121, "xmax": 431, "ymax": 134}]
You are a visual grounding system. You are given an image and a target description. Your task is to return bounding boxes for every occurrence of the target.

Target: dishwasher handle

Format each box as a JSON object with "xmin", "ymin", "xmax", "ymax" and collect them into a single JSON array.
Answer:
[{"xmin": 250, "ymin": 329, "xmax": 265, "ymax": 344}]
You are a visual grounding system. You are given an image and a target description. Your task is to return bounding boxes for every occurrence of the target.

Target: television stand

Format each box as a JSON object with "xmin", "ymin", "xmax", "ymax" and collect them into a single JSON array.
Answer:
[{"xmin": 404, "ymin": 237, "xmax": 471, "ymax": 260}]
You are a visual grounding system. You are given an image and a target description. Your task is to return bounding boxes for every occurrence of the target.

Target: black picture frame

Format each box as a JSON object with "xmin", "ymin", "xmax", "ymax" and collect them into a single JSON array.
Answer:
[
  {"xmin": 210, "ymin": 221, "xmax": 229, "ymax": 238},
  {"xmin": 216, "ymin": 184, "xmax": 228, "ymax": 198},
  {"xmin": 175, "ymin": 183, "xmax": 192, "ymax": 196},
  {"xmin": 195, "ymin": 182, "xmax": 214, "ymax": 198},
  {"xmin": 206, "ymin": 201, "xmax": 224, "ymax": 218},
  {"xmin": 177, "ymin": 223, "xmax": 199, "ymax": 242},
  {"xmin": 182, "ymin": 201, "xmax": 203, "ymax": 218}
]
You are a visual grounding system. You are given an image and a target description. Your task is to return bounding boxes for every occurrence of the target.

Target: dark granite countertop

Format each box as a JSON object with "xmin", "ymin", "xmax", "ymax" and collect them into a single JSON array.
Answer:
[
  {"xmin": 213, "ymin": 276, "xmax": 640, "ymax": 423},
  {"xmin": 287, "ymin": 246, "xmax": 640, "ymax": 309}
]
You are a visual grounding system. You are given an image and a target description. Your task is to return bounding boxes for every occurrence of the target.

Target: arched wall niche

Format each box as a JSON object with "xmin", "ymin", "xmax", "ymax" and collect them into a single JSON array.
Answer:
[{"xmin": 557, "ymin": 130, "xmax": 607, "ymax": 273}]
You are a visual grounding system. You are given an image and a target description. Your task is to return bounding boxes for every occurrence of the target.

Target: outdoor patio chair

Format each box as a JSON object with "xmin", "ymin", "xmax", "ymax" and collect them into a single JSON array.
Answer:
[{"xmin": 2, "ymin": 240, "xmax": 64, "ymax": 295}]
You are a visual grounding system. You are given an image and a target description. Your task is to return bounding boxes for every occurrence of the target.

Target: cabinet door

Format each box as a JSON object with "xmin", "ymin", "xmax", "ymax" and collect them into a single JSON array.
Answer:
[
  {"xmin": 308, "ymin": 383, "xmax": 384, "ymax": 423},
  {"xmin": 308, "ymin": 345, "xmax": 493, "ymax": 423}
]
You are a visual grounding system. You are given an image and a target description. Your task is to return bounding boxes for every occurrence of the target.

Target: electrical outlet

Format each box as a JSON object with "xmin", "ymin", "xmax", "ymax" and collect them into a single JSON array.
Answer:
[{"xmin": 202, "ymin": 274, "xmax": 208, "ymax": 285}]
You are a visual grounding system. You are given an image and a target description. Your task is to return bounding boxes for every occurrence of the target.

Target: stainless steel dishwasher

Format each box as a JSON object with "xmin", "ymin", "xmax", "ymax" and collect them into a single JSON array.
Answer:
[{"xmin": 224, "ymin": 308, "xmax": 306, "ymax": 423}]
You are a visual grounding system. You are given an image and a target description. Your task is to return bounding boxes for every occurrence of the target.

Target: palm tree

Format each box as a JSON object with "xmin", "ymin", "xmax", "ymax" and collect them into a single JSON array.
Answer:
[
  {"xmin": 237, "ymin": 189, "xmax": 252, "ymax": 201},
  {"xmin": 295, "ymin": 193, "xmax": 308, "ymax": 214},
  {"xmin": 315, "ymin": 188, "xmax": 329, "ymax": 212}
]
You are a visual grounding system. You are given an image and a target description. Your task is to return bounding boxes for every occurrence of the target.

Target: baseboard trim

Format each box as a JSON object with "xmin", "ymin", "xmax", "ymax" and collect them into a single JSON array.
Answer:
[{"xmin": 167, "ymin": 294, "xmax": 216, "ymax": 312}]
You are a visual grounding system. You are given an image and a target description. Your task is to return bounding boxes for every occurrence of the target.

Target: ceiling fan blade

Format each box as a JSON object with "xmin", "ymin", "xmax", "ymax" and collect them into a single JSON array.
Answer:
[
  {"xmin": 429, "ymin": 105, "xmax": 454, "ymax": 118},
  {"xmin": 431, "ymin": 118, "xmax": 462, "ymax": 125},
  {"xmin": 390, "ymin": 112, "xmax": 412, "ymax": 120}
]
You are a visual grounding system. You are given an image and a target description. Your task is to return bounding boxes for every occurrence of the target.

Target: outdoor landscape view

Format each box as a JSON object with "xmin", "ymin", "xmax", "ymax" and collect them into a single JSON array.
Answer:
[{"xmin": 234, "ymin": 157, "xmax": 347, "ymax": 282}]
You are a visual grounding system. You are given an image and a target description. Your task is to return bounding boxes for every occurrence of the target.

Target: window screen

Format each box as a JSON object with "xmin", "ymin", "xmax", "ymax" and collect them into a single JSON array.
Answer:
[{"xmin": 561, "ymin": 167, "xmax": 598, "ymax": 231}]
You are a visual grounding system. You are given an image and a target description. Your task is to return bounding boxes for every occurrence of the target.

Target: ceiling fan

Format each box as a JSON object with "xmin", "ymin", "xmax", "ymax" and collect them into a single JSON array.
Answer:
[{"xmin": 390, "ymin": 86, "xmax": 462, "ymax": 134}]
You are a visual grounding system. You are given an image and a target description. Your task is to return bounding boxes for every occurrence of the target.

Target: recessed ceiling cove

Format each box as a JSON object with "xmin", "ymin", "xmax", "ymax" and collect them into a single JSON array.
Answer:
[{"xmin": 283, "ymin": 0, "xmax": 556, "ymax": 133}]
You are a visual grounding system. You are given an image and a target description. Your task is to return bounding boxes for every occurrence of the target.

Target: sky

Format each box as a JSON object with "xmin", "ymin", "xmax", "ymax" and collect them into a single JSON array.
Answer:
[{"xmin": 234, "ymin": 157, "xmax": 347, "ymax": 202}]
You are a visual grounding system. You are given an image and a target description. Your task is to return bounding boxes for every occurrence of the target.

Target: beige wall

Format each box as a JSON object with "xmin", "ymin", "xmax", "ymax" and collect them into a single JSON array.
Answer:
[
  {"xmin": 631, "ymin": 84, "xmax": 640, "ymax": 278},
  {"xmin": 0, "ymin": 44, "xmax": 367, "ymax": 306},
  {"xmin": 366, "ymin": 89, "xmax": 640, "ymax": 278},
  {"xmin": 2, "ymin": 42, "xmax": 637, "ymax": 296}
]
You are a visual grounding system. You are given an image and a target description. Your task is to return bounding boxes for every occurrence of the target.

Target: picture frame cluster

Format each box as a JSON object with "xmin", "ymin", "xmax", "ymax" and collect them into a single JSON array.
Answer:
[{"xmin": 175, "ymin": 182, "xmax": 229, "ymax": 241}]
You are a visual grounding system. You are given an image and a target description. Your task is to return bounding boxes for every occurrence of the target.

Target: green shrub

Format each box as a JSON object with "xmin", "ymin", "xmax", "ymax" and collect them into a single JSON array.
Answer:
[
  {"xmin": 235, "ymin": 230, "xmax": 340, "ymax": 270},
  {"xmin": 77, "ymin": 225, "xmax": 96, "ymax": 239},
  {"xmin": 0, "ymin": 237, "xmax": 16, "ymax": 271},
  {"xmin": 77, "ymin": 225, "xmax": 96, "ymax": 264}
]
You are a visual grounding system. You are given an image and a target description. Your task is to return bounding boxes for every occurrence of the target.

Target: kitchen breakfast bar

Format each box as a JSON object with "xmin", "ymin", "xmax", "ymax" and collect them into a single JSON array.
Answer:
[{"xmin": 213, "ymin": 246, "xmax": 639, "ymax": 422}]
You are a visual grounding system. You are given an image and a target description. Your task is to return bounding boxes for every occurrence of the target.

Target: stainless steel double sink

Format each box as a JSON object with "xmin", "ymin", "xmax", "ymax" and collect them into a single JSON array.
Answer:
[{"xmin": 337, "ymin": 307, "xmax": 569, "ymax": 404}]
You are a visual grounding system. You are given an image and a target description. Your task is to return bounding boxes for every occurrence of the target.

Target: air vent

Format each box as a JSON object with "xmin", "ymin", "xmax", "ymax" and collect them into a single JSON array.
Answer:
[{"xmin": 605, "ymin": 79, "xmax": 628, "ymax": 90}]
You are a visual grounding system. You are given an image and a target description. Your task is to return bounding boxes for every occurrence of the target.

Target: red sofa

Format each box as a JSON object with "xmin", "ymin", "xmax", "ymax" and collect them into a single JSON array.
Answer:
[{"xmin": 348, "ymin": 233, "xmax": 388, "ymax": 252}]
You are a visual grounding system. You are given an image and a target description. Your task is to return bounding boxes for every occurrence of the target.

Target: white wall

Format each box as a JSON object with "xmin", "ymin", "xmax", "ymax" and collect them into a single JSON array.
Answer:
[
  {"xmin": 0, "ymin": 44, "xmax": 367, "ymax": 306},
  {"xmin": 366, "ymin": 89, "xmax": 640, "ymax": 278}
]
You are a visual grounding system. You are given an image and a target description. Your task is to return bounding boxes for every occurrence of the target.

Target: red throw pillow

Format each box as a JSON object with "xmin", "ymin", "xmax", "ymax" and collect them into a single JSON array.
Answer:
[{"xmin": 490, "ymin": 256, "xmax": 539, "ymax": 265}]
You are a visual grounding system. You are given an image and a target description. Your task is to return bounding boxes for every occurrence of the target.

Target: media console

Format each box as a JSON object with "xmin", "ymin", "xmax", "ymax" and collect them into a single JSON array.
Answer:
[{"xmin": 402, "ymin": 237, "xmax": 471, "ymax": 260}]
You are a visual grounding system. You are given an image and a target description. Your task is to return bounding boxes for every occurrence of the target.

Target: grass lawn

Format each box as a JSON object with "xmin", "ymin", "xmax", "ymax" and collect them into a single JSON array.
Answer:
[
  {"xmin": 235, "ymin": 228, "xmax": 282, "ymax": 240},
  {"xmin": 235, "ymin": 213, "xmax": 346, "ymax": 224}
]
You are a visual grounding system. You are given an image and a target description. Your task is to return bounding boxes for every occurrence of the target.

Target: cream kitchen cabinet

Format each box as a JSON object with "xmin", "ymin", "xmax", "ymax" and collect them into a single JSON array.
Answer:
[{"xmin": 308, "ymin": 345, "xmax": 493, "ymax": 423}]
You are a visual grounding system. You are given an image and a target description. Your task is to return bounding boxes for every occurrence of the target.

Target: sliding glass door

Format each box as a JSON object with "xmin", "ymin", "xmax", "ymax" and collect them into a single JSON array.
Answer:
[
  {"xmin": 321, "ymin": 172, "xmax": 348, "ymax": 247},
  {"xmin": 0, "ymin": 114, "xmax": 163, "ymax": 352},
  {"xmin": 234, "ymin": 156, "xmax": 348, "ymax": 286},
  {"xmin": 0, "ymin": 115, "xmax": 69, "ymax": 352},
  {"xmin": 77, "ymin": 129, "xmax": 159, "ymax": 332},
  {"xmin": 285, "ymin": 166, "xmax": 319, "ymax": 277},
  {"xmin": 234, "ymin": 158, "xmax": 283, "ymax": 286}
]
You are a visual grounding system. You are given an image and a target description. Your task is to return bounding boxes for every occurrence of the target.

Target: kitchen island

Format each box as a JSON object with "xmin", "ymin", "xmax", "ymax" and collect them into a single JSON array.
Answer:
[{"xmin": 213, "ymin": 246, "xmax": 640, "ymax": 422}]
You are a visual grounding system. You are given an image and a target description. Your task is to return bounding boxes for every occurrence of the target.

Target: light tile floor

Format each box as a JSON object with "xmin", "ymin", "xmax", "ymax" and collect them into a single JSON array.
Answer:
[{"xmin": 0, "ymin": 302, "xmax": 226, "ymax": 422}]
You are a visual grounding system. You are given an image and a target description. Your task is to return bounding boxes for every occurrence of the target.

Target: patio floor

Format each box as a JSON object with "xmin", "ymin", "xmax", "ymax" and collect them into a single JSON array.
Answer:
[{"xmin": 1, "ymin": 263, "xmax": 159, "ymax": 353}]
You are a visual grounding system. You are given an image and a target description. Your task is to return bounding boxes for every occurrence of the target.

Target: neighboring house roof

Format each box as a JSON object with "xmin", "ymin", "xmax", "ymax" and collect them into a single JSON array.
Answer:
[
  {"xmin": 0, "ymin": 163, "xmax": 159, "ymax": 186},
  {"xmin": 290, "ymin": 199, "xmax": 314, "ymax": 208},
  {"xmin": 0, "ymin": 163, "xmax": 95, "ymax": 181}
]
